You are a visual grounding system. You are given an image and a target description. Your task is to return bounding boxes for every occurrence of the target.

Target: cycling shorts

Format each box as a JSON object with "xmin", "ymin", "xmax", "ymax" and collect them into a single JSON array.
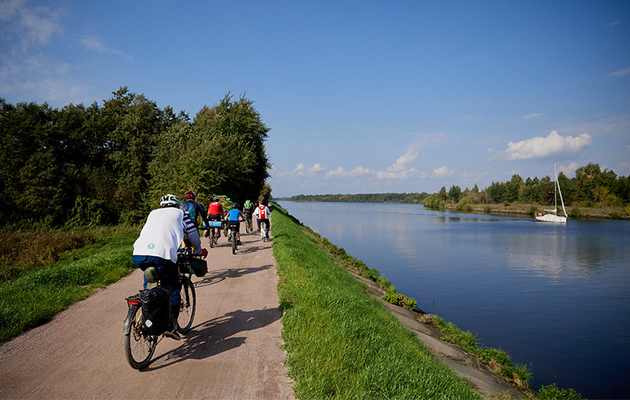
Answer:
[{"xmin": 227, "ymin": 220, "xmax": 240, "ymax": 232}]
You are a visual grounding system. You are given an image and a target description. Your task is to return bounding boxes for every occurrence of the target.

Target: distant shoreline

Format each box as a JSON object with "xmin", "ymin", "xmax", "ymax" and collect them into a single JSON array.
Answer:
[{"xmin": 277, "ymin": 198, "xmax": 629, "ymax": 220}]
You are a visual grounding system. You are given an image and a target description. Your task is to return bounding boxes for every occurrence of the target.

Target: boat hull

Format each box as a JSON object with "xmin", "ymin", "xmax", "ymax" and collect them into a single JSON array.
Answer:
[{"xmin": 535, "ymin": 214, "xmax": 567, "ymax": 223}]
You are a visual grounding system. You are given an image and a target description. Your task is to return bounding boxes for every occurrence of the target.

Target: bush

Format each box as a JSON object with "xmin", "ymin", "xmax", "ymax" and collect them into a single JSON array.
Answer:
[
  {"xmin": 538, "ymin": 383, "xmax": 583, "ymax": 400},
  {"xmin": 383, "ymin": 293, "xmax": 417, "ymax": 310}
]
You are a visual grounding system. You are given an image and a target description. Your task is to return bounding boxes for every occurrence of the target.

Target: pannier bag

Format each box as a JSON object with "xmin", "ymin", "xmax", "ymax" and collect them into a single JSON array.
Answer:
[
  {"xmin": 188, "ymin": 258, "xmax": 208, "ymax": 277},
  {"xmin": 140, "ymin": 287, "xmax": 171, "ymax": 335}
]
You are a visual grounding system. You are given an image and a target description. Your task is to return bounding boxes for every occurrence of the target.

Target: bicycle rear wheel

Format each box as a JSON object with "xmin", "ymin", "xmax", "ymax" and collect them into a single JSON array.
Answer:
[
  {"xmin": 177, "ymin": 277, "xmax": 196, "ymax": 334},
  {"xmin": 124, "ymin": 305, "xmax": 158, "ymax": 369},
  {"xmin": 231, "ymin": 231, "xmax": 237, "ymax": 254}
]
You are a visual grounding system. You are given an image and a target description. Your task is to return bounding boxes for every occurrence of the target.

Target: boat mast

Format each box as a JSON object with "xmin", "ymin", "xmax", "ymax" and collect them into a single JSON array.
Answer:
[{"xmin": 555, "ymin": 164, "xmax": 568, "ymax": 218}]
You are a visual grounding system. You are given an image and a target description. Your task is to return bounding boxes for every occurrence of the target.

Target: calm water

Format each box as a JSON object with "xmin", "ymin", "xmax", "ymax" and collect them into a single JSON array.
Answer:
[{"xmin": 279, "ymin": 201, "xmax": 630, "ymax": 399}]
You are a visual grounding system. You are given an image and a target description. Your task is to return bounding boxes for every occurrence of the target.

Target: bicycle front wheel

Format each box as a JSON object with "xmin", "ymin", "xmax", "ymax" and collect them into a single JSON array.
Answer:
[
  {"xmin": 177, "ymin": 277, "xmax": 196, "ymax": 334},
  {"xmin": 124, "ymin": 305, "xmax": 157, "ymax": 369},
  {"xmin": 231, "ymin": 231, "xmax": 237, "ymax": 254}
]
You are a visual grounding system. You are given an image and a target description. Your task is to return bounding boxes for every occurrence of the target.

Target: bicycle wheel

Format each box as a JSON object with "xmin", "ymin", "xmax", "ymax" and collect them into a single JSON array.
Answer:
[
  {"xmin": 246, "ymin": 219, "xmax": 252, "ymax": 233},
  {"xmin": 231, "ymin": 231, "xmax": 237, "ymax": 254},
  {"xmin": 177, "ymin": 277, "xmax": 196, "ymax": 334},
  {"xmin": 124, "ymin": 305, "xmax": 158, "ymax": 369}
]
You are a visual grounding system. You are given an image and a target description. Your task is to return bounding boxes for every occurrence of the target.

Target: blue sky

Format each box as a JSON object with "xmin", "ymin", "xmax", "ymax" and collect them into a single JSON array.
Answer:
[{"xmin": 1, "ymin": 0, "xmax": 629, "ymax": 198}]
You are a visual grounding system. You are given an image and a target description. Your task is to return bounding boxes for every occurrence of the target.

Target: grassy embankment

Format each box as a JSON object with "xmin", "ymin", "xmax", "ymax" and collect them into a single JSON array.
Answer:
[
  {"xmin": 0, "ymin": 226, "xmax": 139, "ymax": 343},
  {"xmin": 271, "ymin": 204, "xmax": 482, "ymax": 399}
]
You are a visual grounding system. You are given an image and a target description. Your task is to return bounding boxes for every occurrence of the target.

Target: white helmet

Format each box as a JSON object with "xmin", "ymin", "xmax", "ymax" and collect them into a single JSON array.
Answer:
[{"xmin": 160, "ymin": 194, "xmax": 180, "ymax": 207}]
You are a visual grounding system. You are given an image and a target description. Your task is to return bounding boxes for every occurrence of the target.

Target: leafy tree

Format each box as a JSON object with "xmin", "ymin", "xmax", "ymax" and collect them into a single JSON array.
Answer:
[{"xmin": 448, "ymin": 185, "xmax": 462, "ymax": 203}]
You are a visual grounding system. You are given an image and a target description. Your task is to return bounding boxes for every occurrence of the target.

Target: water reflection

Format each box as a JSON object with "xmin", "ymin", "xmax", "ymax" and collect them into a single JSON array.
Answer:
[{"xmin": 280, "ymin": 201, "xmax": 630, "ymax": 399}]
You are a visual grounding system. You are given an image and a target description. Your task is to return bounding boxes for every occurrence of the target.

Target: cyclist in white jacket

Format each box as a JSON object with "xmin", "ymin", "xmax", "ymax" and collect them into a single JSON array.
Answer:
[{"xmin": 132, "ymin": 194, "xmax": 206, "ymax": 340}]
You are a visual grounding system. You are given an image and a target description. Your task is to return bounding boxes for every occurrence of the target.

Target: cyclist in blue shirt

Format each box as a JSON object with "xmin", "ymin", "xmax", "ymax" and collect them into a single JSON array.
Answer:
[
  {"xmin": 180, "ymin": 190, "xmax": 210, "ymax": 229},
  {"xmin": 225, "ymin": 203, "xmax": 244, "ymax": 245}
]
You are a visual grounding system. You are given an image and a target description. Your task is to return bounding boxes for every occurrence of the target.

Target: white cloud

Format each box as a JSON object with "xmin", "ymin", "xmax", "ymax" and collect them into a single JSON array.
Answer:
[
  {"xmin": 523, "ymin": 112, "xmax": 544, "ymax": 120},
  {"xmin": 325, "ymin": 167, "xmax": 344, "ymax": 178},
  {"xmin": 609, "ymin": 67, "xmax": 630, "ymax": 77},
  {"xmin": 309, "ymin": 163, "xmax": 325, "ymax": 173},
  {"xmin": 502, "ymin": 131, "xmax": 592, "ymax": 160},
  {"xmin": 374, "ymin": 146, "xmax": 422, "ymax": 179},
  {"xmin": 349, "ymin": 166, "xmax": 370, "ymax": 176},
  {"xmin": 432, "ymin": 166, "xmax": 453, "ymax": 178}
]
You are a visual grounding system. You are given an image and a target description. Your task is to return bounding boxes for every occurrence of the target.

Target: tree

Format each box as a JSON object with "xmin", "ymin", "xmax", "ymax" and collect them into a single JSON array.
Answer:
[{"xmin": 448, "ymin": 185, "xmax": 462, "ymax": 203}]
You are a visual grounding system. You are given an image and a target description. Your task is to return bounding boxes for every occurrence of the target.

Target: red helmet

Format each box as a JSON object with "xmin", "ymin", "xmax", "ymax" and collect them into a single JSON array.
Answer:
[{"xmin": 185, "ymin": 190, "xmax": 196, "ymax": 200}]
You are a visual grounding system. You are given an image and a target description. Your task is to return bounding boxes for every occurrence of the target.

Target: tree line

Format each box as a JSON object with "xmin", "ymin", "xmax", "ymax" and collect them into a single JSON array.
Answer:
[
  {"xmin": 0, "ymin": 87, "xmax": 271, "ymax": 228},
  {"xmin": 285, "ymin": 193, "xmax": 429, "ymax": 203},
  {"xmin": 423, "ymin": 163, "xmax": 630, "ymax": 209}
]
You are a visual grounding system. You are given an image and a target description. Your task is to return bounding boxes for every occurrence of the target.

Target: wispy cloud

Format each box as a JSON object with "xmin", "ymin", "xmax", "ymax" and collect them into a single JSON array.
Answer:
[
  {"xmin": 0, "ymin": 0, "xmax": 63, "ymax": 50},
  {"xmin": 501, "ymin": 131, "xmax": 592, "ymax": 160},
  {"xmin": 523, "ymin": 112, "xmax": 544, "ymax": 120},
  {"xmin": 609, "ymin": 67, "xmax": 630, "ymax": 77},
  {"xmin": 80, "ymin": 34, "xmax": 123, "ymax": 55}
]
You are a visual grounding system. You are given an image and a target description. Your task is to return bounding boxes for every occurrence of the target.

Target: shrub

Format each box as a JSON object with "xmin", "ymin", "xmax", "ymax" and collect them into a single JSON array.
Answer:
[
  {"xmin": 538, "ymin": 383, "xmax": 583, "ymax": 400},
  {"xmin": 383, "ymin": 293, "xmax": 417, "ymax": 310}
]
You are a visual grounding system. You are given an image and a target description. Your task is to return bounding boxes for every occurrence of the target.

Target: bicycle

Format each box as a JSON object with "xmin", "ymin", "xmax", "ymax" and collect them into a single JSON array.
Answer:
[
  {"xmin": 123, "ymin": 247, "xmax": 200, "ymax": 369},
  {"xmin": 245, "ymin": 213, "xmax": 253, "ymax": 233},
  {"xmin": 227, "ymin": 222, "xmax": 239, "ymax": 254},
  {"xmin": 209, "ymin": 222, "xmax": 221, "ymax": 248},
  {"xmin": 259, "ymin": 219, "xmax": 269, "ymax": 242}
]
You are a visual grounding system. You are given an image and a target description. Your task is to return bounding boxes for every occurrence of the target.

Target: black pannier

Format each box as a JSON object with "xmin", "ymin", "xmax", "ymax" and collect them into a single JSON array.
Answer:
[{"xmin": 140, "ymin": 287, "xmax": 171, "ymax": 335}]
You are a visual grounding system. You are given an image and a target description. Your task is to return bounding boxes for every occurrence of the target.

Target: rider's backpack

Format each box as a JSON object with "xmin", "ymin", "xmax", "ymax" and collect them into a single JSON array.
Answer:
[
  {"xmin": 258, "ymin": 205, "xmax": 267, "ymax": 219},
  {"xmin": 180, "ymin": 201, "xmax": 198, "ymax": 223},
  {"xmin": 140, "ymin": 287, "xmax": 171, "ymax": 335}
]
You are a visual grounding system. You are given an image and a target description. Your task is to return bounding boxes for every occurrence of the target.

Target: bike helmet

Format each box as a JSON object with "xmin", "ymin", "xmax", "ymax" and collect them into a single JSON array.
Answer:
[
  {"xmin": 160, "ymin": 194, "xmax": 180, "ymax": 207},
  {"xmin": 185, "ymin": 190, "xmax": 196, "ymax": 200},
  {"xmin": 232, "ymin": 202, "xmax": 240, "ymax": 209},
  {"xmin": 212, "ymin": 196, "xmax": 219, "ymax": 202}
]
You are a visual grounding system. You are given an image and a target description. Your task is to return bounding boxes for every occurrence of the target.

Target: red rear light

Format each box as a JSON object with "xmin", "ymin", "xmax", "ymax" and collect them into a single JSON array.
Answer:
[{"xmin": 128, "ymin": 299, "xmax": 139, "ymax": 306}]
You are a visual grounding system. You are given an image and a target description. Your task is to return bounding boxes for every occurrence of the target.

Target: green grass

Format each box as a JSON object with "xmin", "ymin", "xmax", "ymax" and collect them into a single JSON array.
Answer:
[
  {"xmin": 0, "ymin": 227, "xmax": 138, "ymax": 342},
  {"xmin": 271, "ymin": 204, "xmax": 481, "ymax": 399}
]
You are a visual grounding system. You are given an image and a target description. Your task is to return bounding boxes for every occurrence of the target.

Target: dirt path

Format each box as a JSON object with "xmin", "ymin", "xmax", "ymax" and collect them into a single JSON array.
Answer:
[{"xmin": 0, "ymin": 228, "xmax": 294, "ymax": 399}]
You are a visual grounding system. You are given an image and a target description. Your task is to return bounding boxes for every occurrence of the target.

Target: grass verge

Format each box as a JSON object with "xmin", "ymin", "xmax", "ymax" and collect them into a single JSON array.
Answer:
[
  {"xmin": 271, "ymin": 204, "xmax": 481, "ymax": 399},
  {"xmin": 0, "ymin": 226, "xmax": 139, "ymax": 343}
]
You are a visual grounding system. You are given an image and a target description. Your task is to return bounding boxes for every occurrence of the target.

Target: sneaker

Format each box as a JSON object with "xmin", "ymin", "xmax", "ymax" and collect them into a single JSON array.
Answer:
[
  {"xmin": 237, "ymin": 240, "xmax": 242, "ymax": 245},
  {"xmin": 163, "ymin": 329, "xmax": 181, "ymax": 341}
]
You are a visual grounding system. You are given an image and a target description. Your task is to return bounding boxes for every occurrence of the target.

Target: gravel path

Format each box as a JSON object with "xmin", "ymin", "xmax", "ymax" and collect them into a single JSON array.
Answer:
[{"xmin": 0, "ymin": 228, "xmax": 294, "ymax": 400}]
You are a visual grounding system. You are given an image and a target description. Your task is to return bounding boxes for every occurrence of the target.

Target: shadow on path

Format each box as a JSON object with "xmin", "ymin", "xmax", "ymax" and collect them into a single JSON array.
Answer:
[
  {"xmin": 194, "ymin": 264, "xmax": 273, "ymax": 288},
  {"xmin": 145, "ymin": 307, "xmax": 281, "ymax": 371}
]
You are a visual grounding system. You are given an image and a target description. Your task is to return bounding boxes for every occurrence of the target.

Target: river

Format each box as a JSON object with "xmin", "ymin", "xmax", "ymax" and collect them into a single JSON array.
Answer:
[{"xmin": 278, "ymin": 201, "xmax": 630, "ymax": 399}]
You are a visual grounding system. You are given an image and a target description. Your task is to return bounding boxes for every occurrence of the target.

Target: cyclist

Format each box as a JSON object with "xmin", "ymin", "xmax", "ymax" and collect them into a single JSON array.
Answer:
[
  {"xmin": 207, "ymin": 196, "xmax": 224, "ymax": 240},
  {"xmin": 132, "ymin": 194, "xmax": 207, "ymax": 340},
  {"xmin": 243, "ymin": 199, "xmax": 255, "ymax": 229},
  {"xmin": 180, "ymin": 190, "xmax": 210, "ymax": 229},
  {"xmin": 225, "ymin": 202, "xmax": 244, "ymax": 245},
  {"xmin": 253, "ymin": 199, "xmax": 271, "ymax": 239}
]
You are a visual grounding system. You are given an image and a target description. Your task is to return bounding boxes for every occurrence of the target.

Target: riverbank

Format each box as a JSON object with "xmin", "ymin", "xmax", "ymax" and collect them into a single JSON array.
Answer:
[{"xmin": 437, "ymin": 202, "xmax": 629, "ymax": 220}]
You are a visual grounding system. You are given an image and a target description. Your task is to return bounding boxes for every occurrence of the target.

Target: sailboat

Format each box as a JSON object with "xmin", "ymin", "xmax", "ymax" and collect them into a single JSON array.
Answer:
[{"xmin": 535, "ymin": 164, "xmax": 568, "ymax": 223}]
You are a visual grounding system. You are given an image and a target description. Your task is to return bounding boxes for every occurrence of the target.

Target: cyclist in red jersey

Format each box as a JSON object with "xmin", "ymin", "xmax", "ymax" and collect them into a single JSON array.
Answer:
[{"xmin": 207, "ymin": 197, "xmax": 224, "ymax": 238}]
